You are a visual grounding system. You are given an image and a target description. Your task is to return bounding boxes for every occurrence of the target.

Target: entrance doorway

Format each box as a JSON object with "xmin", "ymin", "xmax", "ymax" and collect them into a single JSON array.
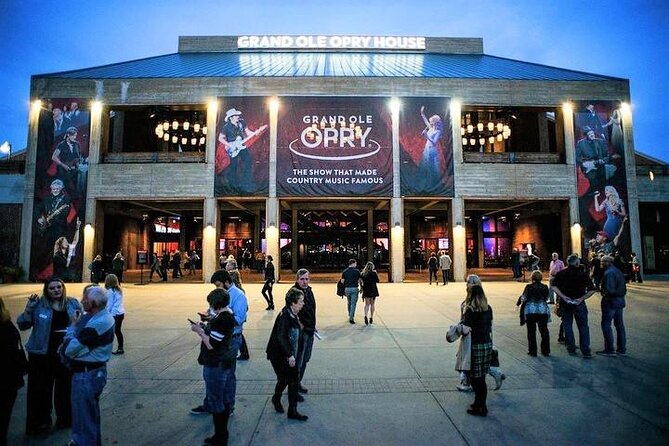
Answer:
[
  {"xmin": 465, "ymin": 200, "xmax": 568, "ymax": 280},
  {"xmin": 279, "ymin": 201, "xmax": 390, "ymax": 275}
]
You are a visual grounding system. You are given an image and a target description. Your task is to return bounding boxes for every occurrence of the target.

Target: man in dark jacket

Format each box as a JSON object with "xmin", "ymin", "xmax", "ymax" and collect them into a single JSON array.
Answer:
[
  {"xmin": 294, "ymin": 268, "xmax": 316, "ymax": 395},
  {"xmin": 552, "ymin": 254, "xmax": 597, "ymax": 358},
  {"xmin": 597, "ymin": 255, "xmax": 627, "ymax": 356}
]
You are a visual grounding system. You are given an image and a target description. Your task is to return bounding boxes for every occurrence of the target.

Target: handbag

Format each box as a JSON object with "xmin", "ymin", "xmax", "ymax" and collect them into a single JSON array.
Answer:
[
  {"xmin": 490, "ymin": 349, "xmax": 500, "ymax": 367},
  {"xmin": 336, "ymin": 279, "xmax": 345, "ymax": 298}
]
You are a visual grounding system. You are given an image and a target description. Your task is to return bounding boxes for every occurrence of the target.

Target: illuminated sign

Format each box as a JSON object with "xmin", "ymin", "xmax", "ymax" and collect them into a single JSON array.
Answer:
[{"xmin": 238, "ymin": 35, "xmax": 426, "ymax": 50}]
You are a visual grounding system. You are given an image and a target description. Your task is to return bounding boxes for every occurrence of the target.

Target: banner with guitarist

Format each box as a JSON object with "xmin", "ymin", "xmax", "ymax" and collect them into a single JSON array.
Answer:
[
  {"xmin": 30, "ymin": 98, "xmax": 90, "ymax": 282},
  {"xmin": 573, "ymin": 100, "xmax": 631, "ymax": 260},
  {"xmin": 214, "ymin": 97, "xmax": 269, "ymax": 196}
]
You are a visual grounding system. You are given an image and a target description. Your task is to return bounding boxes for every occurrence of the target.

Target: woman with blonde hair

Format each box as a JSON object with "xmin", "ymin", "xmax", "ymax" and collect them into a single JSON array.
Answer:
[
  {"xmin": 594, "ymin": 185, "xmax": 627, "ymax": 242},
  {"xmin": 0, "ymin": 297, "xmax": 26, "ymax": 446},
  {"xmin": 518, "ymin": 270, "xmax": 551, "ymax": 356},
  {"xmin": 462, "ymin": 284, "xmax": 493, "ymax": 416},
  {"xmin": 360, "ymin": 261, "xmax": 380, "ymax": 325},
  {"xmin": 52, "ymin": 218, "xmax": 81, "ymax": 281},
  {"xmin": 105, "ymin": 273, "xmax": 126, "ymax": 355},
  {"xmin": 17, "ymin": 278, "xmax": 82, "ymax": 435}
]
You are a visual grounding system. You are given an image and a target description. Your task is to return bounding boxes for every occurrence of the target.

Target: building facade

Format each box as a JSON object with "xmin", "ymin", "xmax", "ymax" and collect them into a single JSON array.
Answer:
[{"xmin": 19, "ymin": 36, "xmax": 648, "ymax": 283}]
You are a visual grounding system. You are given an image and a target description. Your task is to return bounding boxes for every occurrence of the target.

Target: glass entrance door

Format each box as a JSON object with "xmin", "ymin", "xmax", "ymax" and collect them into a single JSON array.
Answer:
[{"xmin": 298, "ymin": 210, "xmax": 368, "ymax": 270}]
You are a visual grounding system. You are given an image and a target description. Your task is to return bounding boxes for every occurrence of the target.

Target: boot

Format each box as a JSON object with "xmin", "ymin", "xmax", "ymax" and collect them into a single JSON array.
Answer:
[
  {"xmin": 287, "ymin": 406, "xmax": 308, "ymax": 421},
  {"xmin": 205, "ymin": 410, "xmax": 230, "ymax": 445},
  {"xmin": 271, "ymin": 394, "xmax": 284, "ymax": 413}
]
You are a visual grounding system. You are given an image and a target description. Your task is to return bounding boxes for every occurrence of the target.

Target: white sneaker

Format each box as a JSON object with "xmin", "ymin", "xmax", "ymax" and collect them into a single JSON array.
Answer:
[{"xmin": 456, "ymin": 383, "xmax": 473, "ymax": 392}]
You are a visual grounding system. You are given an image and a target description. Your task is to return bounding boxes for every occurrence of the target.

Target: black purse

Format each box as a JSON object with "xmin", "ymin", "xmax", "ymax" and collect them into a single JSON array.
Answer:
[
  {"xmin": 490, "ymin": 349, "xmax": 500, "ymax": 368},
  {"xmin": 336, "ymin": 280, "xmax": 345, "ymax": 298}
]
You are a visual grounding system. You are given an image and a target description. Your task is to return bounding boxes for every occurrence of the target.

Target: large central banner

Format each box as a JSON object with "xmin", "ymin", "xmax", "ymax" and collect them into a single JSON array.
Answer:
[{"xmin": 277, "ymin": 97, "xmax": 392, "ymax": 196}]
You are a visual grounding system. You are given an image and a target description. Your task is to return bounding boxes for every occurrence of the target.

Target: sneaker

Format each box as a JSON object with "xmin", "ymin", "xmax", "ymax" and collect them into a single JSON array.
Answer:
[
  {"xmin": 456, "ymin": 383, "xmax": 473, "ymax": 392},
  {"xmin": 582, "ymin": 352, "xmax": 593, "ymax": 359},
  {"xmin": 190, "ymin": 405, "xmax": 209, "ymax": 415},
  {"xmin": 567, "ymin": 350, "xmax": 578, "ymax": 356},
  {"xmin": 616, "ymin": 351, "xmax": 627, "ymax": 356},
  {"xmin": 596, "ymin": 350, "xmax": 617, "ymax": 357}
]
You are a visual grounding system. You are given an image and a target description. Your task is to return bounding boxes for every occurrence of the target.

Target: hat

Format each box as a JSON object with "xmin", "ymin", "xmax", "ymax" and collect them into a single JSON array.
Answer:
[
  {"xmin": 225, "ymin": 108, "xmax": 242, "ymax": 121},
  {"xmin": 50, "ymin": 179, "xmax": 64, "ymax": 188},
  {"xmin": 596, "ymin": 230, "xmax": 609, "ymax": 239}
]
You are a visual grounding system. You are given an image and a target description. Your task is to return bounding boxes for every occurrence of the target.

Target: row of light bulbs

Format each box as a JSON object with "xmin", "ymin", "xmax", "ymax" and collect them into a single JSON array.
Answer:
[
  {"xmin": 460, "ymin": 121, "xmax": 511, "ymax": 146},
  {"xmin": 154, "ymin": 120, "xmax": 208, "ymax": 146}
]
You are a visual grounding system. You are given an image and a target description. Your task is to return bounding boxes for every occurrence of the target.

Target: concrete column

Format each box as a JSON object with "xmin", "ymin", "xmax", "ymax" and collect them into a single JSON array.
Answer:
[
  {"xmin": 268, "ymin": 98, "xmax": 278, "ymax": 199},
  {"xmin": 562, "ymin": 103, "xmax": 576, "ymax": 166},
  {"xmin": 569, "ymin": 197, "xmax": 582, "ymax": 257},
  {"xmin": 390, "ymin": 197, "xmax": 404, "ymax": 282},
  {"xmin": 202, "ymin": 198, "xmax": 219, "ymax": 281},
  {"xmin": 20, "ymin": 101, "xmax": 42, "ymax": 279},
  {"xmin": 206, "ymin": 100, "xmax": 219, "ymax": 165},
  {"xmin": 80, "ymin": 102, "xmax": 104, "ymax": 280},
  {"xmin": 450, "ymin": 100, "xmax": 464, "ymax": 166},
  {"xmin": 452, "ymin": 197, "xmax": 466, "ymax": 281},
  {"xmin": 390, "ymin": 98, "xmax": 404, "ymax": 282},
  {"xmin": 266, "ymin": 197, "xmax": 280, "ymax": 281},
  {"xmin": 620, "ymin": 103, "xmax": 642, "ymax": 267}
]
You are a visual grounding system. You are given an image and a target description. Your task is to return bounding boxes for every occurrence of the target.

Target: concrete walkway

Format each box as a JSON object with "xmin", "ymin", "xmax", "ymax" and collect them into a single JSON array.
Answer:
[{"xmin": 2, "ymin": 280, "xmax": 668, "ymax": 445}]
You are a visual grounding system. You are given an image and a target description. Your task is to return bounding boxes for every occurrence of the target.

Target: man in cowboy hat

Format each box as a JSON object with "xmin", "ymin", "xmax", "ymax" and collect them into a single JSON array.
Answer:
[{"xmin": 216, "ymin": 108, "xmax": 267, "ymax": 194}]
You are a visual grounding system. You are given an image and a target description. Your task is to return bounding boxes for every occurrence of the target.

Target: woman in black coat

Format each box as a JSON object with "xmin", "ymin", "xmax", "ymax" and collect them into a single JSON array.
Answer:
[
  {"xmin": 266, "ymin": 288, "xmax": 308, "ymax": 421},
  {"xmin": 0, "ymin": 297, "xmax": 26, "ymax": 446},
  {"xmin": 360, "ymin": 261, "xmax": 379, "ymax": 325},
  {"xmin": 518, "ymin": 270, "xmax": 551, "ymax": 356},
  {"xmin": 463, "ymin": 285, "xmax": 493, "ymax": 417}
]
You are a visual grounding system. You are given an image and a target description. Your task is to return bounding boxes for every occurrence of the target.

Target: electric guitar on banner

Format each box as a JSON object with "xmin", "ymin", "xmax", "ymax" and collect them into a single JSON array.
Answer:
[
  {"xmin": 224, "ymin": 125, "xmax": 268, "ymax": 158},
  {"xmin": 37, "ymin": 204, "xmax": 70, "ymax": 235},
  {"xmin": 582, "ymin": 153, "xmax": 621, "ymax": 174}
]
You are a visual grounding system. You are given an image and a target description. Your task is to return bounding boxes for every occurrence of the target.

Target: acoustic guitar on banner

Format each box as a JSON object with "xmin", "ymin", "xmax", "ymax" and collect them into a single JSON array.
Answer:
[
  {"xmin": 222, "ymin": 125, "xmax": 268, "ymax": 159},
  {"xmin": 37, "ymin": 204, "xmax": 70, "ymax": 235}
]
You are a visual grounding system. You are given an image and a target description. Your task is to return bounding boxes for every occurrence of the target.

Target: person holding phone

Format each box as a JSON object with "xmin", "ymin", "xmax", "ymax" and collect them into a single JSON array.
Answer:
[
  {"xmin": 16, "ymin": 278, "xmax": 82, "ymax": 436},
  {"xmin": 190, "ymin": 288, "xmax": 236, "ymax": 446}
]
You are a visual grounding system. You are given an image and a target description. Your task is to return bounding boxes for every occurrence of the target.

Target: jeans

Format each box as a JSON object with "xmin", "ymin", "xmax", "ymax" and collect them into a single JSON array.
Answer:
[
  {"xmin": 525, "ymin": 313, "xmax": 550, "ymax": 355},
  {"xmin": 71, "ymin": 367, "xmax": 107, "ymax": 446},
  {"xmin": 442, "ymin": 269, "xmax": 449, "ymax": 284},
  {"xmin": 296, "ymin": 332, "xmax": 314, "ymax": 382},
  {"xmin": 429, "ymin": 269, "xmax": 438, "ymax": 284},
  {"xmin": 345, "ymin": 287, "xmax": 359, "ymax": 320},
  {"xmin": 203, "ymin": 365, "xmax": 235, "ymax": 414},
  {"xmin": 561, "ymin": 301, "xmax": 590, "ymax": 355},
  {"xmin": 601, "ymin": 299, "xmax": 626, "ymax": 353}
]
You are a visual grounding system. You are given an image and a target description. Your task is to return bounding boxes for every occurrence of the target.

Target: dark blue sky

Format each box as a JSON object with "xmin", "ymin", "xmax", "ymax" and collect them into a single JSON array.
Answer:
[{"xmin": 1, "ymin": 0, "xmax": 667, "ymax": 161}]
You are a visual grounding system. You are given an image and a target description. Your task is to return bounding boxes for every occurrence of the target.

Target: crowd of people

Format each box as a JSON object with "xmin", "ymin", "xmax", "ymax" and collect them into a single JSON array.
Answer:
[{"xmin": 0, "ymin": 245, "xmax": 638, "ymax": 445}]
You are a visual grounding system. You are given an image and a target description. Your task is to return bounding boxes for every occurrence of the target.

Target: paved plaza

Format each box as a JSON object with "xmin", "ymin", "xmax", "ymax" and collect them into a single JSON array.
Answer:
[{"xmin": 2, "ymin": 279, "xmax": 669, "ymax": 445}]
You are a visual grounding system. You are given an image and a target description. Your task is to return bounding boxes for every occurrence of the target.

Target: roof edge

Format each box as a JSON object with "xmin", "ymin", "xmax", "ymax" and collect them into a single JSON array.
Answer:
[{"xmin": 178, "ymin": 35, "xmax": 484, "ymax": 54}]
